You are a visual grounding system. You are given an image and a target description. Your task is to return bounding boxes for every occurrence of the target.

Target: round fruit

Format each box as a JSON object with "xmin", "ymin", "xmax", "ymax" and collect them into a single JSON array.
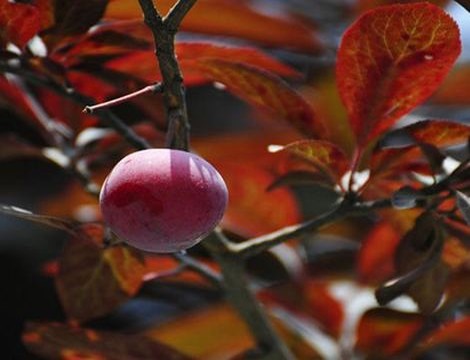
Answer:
[{"xmin": 99, "ymin": 149, "xmax": 228, "ymax": 253}]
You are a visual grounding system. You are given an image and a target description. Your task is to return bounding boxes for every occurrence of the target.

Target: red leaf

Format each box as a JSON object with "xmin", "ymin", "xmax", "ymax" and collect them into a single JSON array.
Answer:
[
  {"xmin": 356, "ymin": 0, "xmax": 450, "ymax": 13},
  {"xmin": 177, "ymin": 42, "xmax": 301, "ymax": 83},
  {"xmin": 357, "ymin": 221, "xmax": 401, "ymax": 284},
  {"xmin": 270, "ymin": 140, "xmax": 349, "ymax": 184},
  {"xmin": 105, "ymin": 0, "xmax": 321, "ymax": 53},
  {"xmin": 0, "ymin": 1, "xmax": 40, "ymax": 48},
  {"xmin": 433, "ymin": 64, "xmax": 470, "ymax": 105},
  {"xmin": 31, "ymin": 0, "xmax": 55, "ymax": 31},
  {"xmin": 370, "ymin": 147, "xmax": 416, "ymax": 175},
  {"xmin": 22, "ymin": 322, "xmax": 191, "ymax": 360},
  {"xmin": 303, "ymin": 281, "xmax": 344, "ymax": 338},
  {"xmin": 259, "ymin": 280, "xmax": 344, "ymax": 338},
  {"xmin": 102, "ymin": 42, "xmax": 300, "ymax": 85},
  {"xmin": 423, "ymin": 316, "xmax": 470, "ymax": 349},
  {"xmin": 56, "ymin": 225, "xmax": 146, "ymax": 322},
  {"xmin": 355, "ymin": 308, "xmax": 423, "ymax": 357},
  {"xmin": 336, "ymin": 2, "xmax": 461, "ymax": 146},
  {"xmin": 402, "ymin": 119, "xmax": 470, "ymax": 147},
  {"xmin": 194, "ymin": 60, "xmax": 321, "ymax": 137}
]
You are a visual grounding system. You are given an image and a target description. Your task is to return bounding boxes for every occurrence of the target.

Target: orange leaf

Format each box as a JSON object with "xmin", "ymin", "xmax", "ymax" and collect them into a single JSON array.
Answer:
[
  {"xmin": 148, "ymin": 304, "xmax": 254, "ymax": 360},
  {"xmin": 0, "ymin": 1, "xmax": 40, "ymax": 48},
  {"xmin": 56, "ymin": 225, "xmax": 146, "ymax": 322},
  {"xmin": 105, "ymin": 0, "xmax": 321, "ymax": 53},
  {"xmin": 217, "ymin": 162, "xmax": 301, "ymax": 237},
  {"xmin": 192, "ymin": 129, "xmax": 300, "ymax": 167},
  {"xmin": 442, "ymin": 237, "xmax": 470, "ymax": 270},
  {"xmin": 337, "ymin": 2, "xmax": 461, "ymax": 146},
  {"xmin": 355, "ymin": 308, "xmax": 423, "ymax": 357},
  {"xmin": 357, "ymin": 221, "xmax": 401, "ymax": 284},
  {"xmin": 148, "ymin": 303, "xmax": 321, "ymax": 360},
  {"xmin": 22, "ymin": 322, "xmax": 191, "ymax": 360}
]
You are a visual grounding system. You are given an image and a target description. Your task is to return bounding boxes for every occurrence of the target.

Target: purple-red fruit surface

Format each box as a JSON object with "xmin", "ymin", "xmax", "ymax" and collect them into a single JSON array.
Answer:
[{"xmin": 99, "ymin": 149, "xmax": 228, "ymax": 253}]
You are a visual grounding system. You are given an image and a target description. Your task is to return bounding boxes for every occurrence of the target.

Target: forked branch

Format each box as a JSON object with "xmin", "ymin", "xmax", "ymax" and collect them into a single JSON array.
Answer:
[{"xmin": 138, "ymin": 0, "xmax": 191, "ymax": 150}]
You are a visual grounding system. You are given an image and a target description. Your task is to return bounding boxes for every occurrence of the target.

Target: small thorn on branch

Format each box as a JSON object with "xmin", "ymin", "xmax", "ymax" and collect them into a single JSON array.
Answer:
[{"xmin": 83, "ymin": 83, "xmax": 163, "ymax": 114}]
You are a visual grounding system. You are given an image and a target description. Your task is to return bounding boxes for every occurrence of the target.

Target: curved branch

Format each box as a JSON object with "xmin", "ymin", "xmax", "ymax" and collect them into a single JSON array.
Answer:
[{"xmin": 234, "ymin": 198, "xmax": 392, "ymax": 258}]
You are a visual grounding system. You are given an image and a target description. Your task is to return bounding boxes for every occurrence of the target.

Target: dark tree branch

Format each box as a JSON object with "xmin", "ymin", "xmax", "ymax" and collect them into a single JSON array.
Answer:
[{"xmin": 139, "ymin": 0, "xmax": 190, "ymax": 150}]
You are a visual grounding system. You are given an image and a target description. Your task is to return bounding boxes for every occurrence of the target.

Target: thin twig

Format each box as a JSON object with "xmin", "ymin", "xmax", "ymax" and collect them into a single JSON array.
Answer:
[
  {"xmin": 172, "ymin": 251, "xmax": 223, "ymax": 289},
  {"xmin": 83, "ymin": 82, "xmax": 163, "ymax": 114}
]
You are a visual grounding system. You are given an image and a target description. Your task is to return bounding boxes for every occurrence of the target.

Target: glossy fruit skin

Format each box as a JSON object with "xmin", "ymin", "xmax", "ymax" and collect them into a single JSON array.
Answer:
[{"xmin": 100, "ymin": 149, "xmax": 228, "ymax": 253}]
